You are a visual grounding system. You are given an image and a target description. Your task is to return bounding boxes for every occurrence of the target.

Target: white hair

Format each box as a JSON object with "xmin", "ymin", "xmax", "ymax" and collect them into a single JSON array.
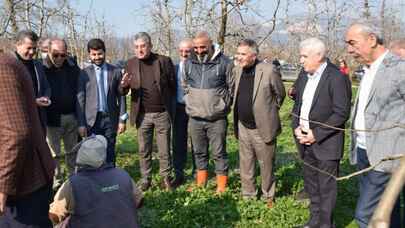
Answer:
[
  {"xmin": 349, "ymin": 20, "xmax": 384, "ymax": 45},
  {"xmin": 299, "ymin": 37, "xmax": 327, "ymax": 58}
]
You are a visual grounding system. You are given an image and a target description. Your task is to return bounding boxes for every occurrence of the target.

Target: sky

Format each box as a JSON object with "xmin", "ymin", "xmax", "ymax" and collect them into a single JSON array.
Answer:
[
  {"xmin": 72, "ymin": 0, "xmax": 152, "ymax": 37},
  {"xmin": 71, "ymin": 0, "xmax": 282, "ymax": 37},
  {"xmin": 70, "ymin": 0, "xmax": 405, "ymax": 38}
]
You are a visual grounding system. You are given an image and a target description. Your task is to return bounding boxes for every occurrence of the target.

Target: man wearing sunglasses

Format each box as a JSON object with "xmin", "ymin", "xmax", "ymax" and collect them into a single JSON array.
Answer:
[{"xmin": 43, "ymin": 38, "xmax": 81, "ymax": 189}]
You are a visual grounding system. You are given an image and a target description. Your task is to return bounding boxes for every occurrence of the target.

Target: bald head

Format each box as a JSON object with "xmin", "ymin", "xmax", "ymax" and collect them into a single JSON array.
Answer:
[
  {"xmin": 193, "ymin": 31, "xmax": 213, "ymax": 61},
  {"xmin": 49, "ymin": 38, "xmax": 68, "ymax": 68},
  {"xmin": 178, "ymin": 39, "xmax": 193, "ymax": 62},
  {"xmin": 390, "ymin": 39, "xmax": 405, "ymax": 59}
]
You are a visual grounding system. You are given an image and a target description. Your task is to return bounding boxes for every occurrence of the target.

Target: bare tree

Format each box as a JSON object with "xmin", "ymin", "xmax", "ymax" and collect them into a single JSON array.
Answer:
[
  {"xmin": 4, "ymin": 0, "xmax": 19, "ymax": 35},
  {"xmin": 363, "ymin": 0, "xmax": 371, "ymax": 19}
]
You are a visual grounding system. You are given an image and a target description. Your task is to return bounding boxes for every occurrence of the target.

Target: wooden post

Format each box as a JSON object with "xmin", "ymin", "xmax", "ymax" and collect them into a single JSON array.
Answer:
[{"xmin": 369, "ymin": 156, "xmax": 405, "ymax": 228}]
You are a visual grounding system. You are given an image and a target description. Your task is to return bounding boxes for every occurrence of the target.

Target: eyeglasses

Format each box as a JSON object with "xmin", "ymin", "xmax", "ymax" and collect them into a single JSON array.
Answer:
[
  {"xmin": 52, "ymin": 53, "xmax": 67, "ymax": 58},
  {"xmin": 179, "ymin": 49, "xmax": 191, "ymax": 53}
]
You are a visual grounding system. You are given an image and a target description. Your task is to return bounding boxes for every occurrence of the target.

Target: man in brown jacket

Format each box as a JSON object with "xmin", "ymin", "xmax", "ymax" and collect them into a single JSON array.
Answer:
[
  {"xmin": 232, "ymin": 39, "xmax": 285, "ymax": 207},
  {"xmin": 0, "ymin": 53, "xmax": 55, "ymax": 227},
  {"xmin": 123, "ymin": 32, "xmax": 176, "ymax": 191}
]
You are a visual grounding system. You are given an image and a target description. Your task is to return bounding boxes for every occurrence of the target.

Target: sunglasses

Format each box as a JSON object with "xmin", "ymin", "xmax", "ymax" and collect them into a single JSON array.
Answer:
[{"xmin": 52, "ymin": 53, "xmax": 67, "ymax": 58}]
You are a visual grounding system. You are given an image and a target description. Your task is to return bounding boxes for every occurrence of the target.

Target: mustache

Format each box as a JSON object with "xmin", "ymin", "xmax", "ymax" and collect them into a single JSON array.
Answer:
[
  {"xmin": 197, "ymin": 51, "xmax": 208, "ymax": 56},
  {"xmin": 91, "ymin": 58, "xmax": 104, "ymax": 65}
]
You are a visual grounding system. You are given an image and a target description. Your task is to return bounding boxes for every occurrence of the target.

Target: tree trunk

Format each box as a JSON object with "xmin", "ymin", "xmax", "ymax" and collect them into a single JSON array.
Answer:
[
  {"xmin": 363, "ymin": 0, "xmax": 371, "ymax": 19},
  {"xmin": 5, "ymin": 0, "xmax": 19, "ymax": 34},
  {"xmin": 217, "ymin": 0, "xmax": 228, "ymax": 48}
]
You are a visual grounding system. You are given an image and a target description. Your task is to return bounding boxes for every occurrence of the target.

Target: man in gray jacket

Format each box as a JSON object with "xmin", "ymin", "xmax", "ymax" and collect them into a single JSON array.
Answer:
[
  {"xmin": 183, "ymin": 31, "xmax": 233, "ymax": 193},
  {"xmin": 346, "ymin": 21, "xmax": 405, "ymax": 228}
]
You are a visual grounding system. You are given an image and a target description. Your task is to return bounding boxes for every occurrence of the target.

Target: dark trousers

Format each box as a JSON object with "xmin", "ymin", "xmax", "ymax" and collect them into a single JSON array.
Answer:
[
  {"xmin": 303, "ymin": 146, "xmax": 339, "ymax": 228},
  {"xmin": 172, "ymin": 103, "xmax": 195, "ymax": 178},
  {"xmin": 89, "ymin": 112, "xmax": 117, "ymax": 165},
  {"xmin": 355, "ymin": 147, "xmax": 401, "ymax": 228},
  {"xmin": 0, "ymin": 184, "xmax": 53, "ymax": 228},
  {"xmin": 189, "ymin": 117, "xmax": 228, "ymax": 175}
]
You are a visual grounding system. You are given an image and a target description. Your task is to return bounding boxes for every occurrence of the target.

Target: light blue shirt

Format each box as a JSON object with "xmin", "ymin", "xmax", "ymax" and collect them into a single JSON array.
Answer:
[
  {"xmin": 94, "ymin": 64, "xmax": 108, "ymax": 112},
  {"xmin": 176, "ymin": 62, "xmax": 186, "ymax": 104}
]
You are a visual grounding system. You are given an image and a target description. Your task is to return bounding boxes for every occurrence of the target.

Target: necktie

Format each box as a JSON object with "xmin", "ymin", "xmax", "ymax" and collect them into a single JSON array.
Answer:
[{"xmin": 97, "ymin": 67, "xmax": 107, "ymax": 112}]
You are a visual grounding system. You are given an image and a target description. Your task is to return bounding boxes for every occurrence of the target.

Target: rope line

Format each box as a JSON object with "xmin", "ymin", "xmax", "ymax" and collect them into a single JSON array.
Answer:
[{"xmin": 287, "ymin": 112, "xmax": 405, "ymax": 180}]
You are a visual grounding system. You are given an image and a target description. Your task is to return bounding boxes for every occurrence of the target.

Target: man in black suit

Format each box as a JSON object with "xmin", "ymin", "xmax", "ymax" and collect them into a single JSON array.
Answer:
[
  {"xmin": 291, "ymin": 37, "xmax": 352, "ymax": 228},
  {"xmin": 14, "ymin": 30, "xmax": 51, "ymax": 130},
  {"xmin": 77, "ymin": 38, "xmax": 129, "ymax": 165}
]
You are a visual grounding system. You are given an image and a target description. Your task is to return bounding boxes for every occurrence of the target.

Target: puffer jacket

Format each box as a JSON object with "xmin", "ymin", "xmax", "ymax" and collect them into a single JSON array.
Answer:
[{"xmin": 182, "ymin": 45, "xmax": 234, "ymax": 120}]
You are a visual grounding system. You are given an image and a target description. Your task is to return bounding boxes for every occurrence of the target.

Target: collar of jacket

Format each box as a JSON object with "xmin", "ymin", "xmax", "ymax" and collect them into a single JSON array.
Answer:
[{"xmin": 189, "ymin": 44, "xmax": 222, "ymax": 64}]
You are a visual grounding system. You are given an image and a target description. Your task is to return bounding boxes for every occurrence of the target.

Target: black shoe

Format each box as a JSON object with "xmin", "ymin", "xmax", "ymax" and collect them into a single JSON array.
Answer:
[
  {"xmin": 139, "ymin": 180, "xmax": 151, "ymax": 191},
  {"xmin": 172, "ymin": 175, "xmax": 185, "ymax": 188},
  {"xmin": 160, "ymin": 176, "xmax": 174, "ymax": 191}
]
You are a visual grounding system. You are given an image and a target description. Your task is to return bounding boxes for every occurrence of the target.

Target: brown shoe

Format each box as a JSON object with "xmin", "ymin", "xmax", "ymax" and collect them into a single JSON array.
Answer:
[
  {"xmin": 187, "ymin": 170, "xmax": 208, "ymax": 192},
  {"xmin": 267, "ymin": 197, "xmax": 274, "ymax": 208},
  {"xmin": 215, "ymin": 175, "xmax": 228, "ymax": 194},
  {"xmin": 160, "ymin": 176, "xmax": 174, "ymax": 191}
]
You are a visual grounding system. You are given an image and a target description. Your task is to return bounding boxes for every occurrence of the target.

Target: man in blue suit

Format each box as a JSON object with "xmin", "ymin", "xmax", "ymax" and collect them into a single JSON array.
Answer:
[{"xmin": 77, "ymin": 38, "xmax": 129, "ymax": 166}]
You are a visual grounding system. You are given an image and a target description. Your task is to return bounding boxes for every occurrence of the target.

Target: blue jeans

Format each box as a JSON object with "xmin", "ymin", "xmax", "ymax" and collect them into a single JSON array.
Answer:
[{"xmin": 355, "ymin": 147, "xmax": 400, "ymax": 228}]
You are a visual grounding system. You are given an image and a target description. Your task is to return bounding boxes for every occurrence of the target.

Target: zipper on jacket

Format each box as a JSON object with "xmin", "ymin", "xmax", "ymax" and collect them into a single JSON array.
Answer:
[{"xmin": 200, "ymin": 64, "xmax": 205, "ymax": 89}]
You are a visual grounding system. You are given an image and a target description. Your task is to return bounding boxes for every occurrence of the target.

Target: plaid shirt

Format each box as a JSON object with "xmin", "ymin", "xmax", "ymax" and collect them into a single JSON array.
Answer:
[{"xmin": 0, "ymin": 54, "xmax": 55, "ymax": 197}]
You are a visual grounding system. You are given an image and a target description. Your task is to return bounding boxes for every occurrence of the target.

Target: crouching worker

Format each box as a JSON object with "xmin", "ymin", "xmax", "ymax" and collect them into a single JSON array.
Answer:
[{"xmin": 48, "ymin": 135, "xmax": 143, "ymax": 228}]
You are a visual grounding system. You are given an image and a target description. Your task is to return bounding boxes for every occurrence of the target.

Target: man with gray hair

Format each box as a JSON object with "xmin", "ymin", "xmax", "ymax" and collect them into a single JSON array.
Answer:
[
  {"xmin": 49, "ymin": 135, "xmax": 143, "ymax": 227},
  {"xmin": 183, "ymin": 31, "xmax": 233, "ymax": 193},
  {"xmin": 123, "ymin": 32, "xmax": 176, "ymax": 191},
  {"xmin": 172, "ymin": 38, "xmax": 195, "ymax": 187},
  {"xmin": 232, "ymin": 39, "xmax": 285, "ymax": 207},
  {"xmin": 291, "ymin": 37, "xmax": 352, "ymax": 228},
  {"xmin": 346, "ymin": 22, "xmax": 405, "ymax": 228}
]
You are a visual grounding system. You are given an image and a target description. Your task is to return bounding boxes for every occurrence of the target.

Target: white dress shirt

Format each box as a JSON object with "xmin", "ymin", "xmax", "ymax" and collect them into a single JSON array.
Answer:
[
  {"xmin": 354, "ymin": 51, "xmax": 388, "ymax": 149},
  {"xmin": 299, "ymin": 61, "xmax": 328, "ymax": 130}
]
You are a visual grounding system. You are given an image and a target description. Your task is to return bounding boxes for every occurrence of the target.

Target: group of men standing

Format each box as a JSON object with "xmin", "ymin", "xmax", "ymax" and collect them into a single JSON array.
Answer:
[
  {"xmin": 291, "ymin": 22, "xmax": 405, "ymax": 228},
  {"xmin": 1, "ymin": 19, "xmax": 405, "ymax": 228},
  {"xmin": 118, "ymin": 30, "xmax": 286, "ymax": 205}
]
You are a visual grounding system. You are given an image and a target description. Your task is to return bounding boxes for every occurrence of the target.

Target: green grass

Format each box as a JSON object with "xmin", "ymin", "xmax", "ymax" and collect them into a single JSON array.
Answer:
[{"xmin": 110, "ymin": 83, "xmax": 359, "ymax": 227}]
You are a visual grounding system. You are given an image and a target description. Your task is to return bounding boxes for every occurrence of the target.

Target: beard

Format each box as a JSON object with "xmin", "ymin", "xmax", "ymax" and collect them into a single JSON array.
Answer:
[
  {"xmin": 197, "ymin": 52, "xmax": 209, "ymax": 63},
  {"xmin": 91, "ymin": 58, "xmax": 105, "ymax": 66}
]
